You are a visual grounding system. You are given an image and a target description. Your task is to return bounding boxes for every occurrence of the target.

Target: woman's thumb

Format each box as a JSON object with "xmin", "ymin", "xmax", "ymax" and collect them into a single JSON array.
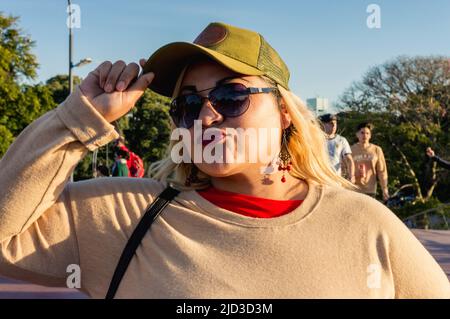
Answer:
[{"xmin": 127, "ymin": 72, "xmax": 155, "ymax": 101}]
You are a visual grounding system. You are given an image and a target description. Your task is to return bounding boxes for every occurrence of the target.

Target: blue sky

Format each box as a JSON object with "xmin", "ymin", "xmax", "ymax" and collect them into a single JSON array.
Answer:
[{"xmin": 2, "ymin": 0, "xmax": 450, "ymax": 107}]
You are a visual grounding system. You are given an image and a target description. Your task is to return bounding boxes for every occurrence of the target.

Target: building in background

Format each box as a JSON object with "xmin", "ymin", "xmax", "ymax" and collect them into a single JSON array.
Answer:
[{"xmin": 307, "ymin": 97, "xmax": 329, "ymax": 116}]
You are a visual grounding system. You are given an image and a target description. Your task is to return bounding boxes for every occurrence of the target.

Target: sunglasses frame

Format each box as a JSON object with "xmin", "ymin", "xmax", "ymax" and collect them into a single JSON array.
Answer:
[{"xmin": 170, "ymin": 82, "xmax": 278, "ymax": 128}]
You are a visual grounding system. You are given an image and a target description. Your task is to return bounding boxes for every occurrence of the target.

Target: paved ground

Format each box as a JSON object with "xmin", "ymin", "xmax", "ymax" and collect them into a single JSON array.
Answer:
[
  {"xmin": 411, "ymin": 229, "xmax": 450, "ymax": 279},
  {"xmin": 0, "ymin": 229, "xmax": 448, "ymax": 299},
  {"xmin": 0, "ymin": 277, "xmax": 87, "ymax": 299}
]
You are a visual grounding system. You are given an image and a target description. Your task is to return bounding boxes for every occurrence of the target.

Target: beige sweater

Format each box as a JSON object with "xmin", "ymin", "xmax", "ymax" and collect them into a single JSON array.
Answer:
[
  {"xmin": 351, "ymin": 143, "xmax": 388, "ymax": 195},
  {"xmin": 0, "ymin": 87, "xmax": 449, "ymax": 299}
]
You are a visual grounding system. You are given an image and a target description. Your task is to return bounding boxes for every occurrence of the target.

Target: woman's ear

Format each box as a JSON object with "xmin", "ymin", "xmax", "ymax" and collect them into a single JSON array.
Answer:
[{"xmin": 279, "ymin": 100, "xmax": 292, "ymax": 130}]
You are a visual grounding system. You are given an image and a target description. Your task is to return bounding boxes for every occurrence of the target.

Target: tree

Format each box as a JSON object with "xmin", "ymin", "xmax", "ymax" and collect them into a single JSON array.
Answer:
[
  {"xmin": 46, "ymin": 74, "xmax": 81, "ymax": 104},
  {"xmin": 71, "ymin": 89, "xmax": 172, "ymax": 180},
  {"xmin": 338, "ymin": 56, "xmax": 450, "ymax": 203},
  {"xmin": 0, "ymin": 14, "xmax": 38, "ymax": 81},
  {"xmin": 0, "ymin": 124, "xmax": 14, "ymax": 155},
  {"xmin": 123, "ymin": 89, "xmax": 172, "ymax": 168},
  {"xmin": 0, "ymin": 13, "xmax": 56, "ymax": 157},
  {"xmin": 0, "ymin": 13, "xmax": 172, "ymax": 182}
]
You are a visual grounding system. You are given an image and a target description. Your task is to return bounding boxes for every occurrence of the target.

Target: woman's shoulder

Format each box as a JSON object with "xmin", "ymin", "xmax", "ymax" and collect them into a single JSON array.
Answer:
[
  {"xmin": 321, "ymin": 185, "xmax": 380, "ymax": 206},
  {"xmin": 319, "ymin": 185, "xmax": 401, "ymax": 228},
  {"xmin": 321, "ymin": 186, "xmax": 449, "ymax": 298}
]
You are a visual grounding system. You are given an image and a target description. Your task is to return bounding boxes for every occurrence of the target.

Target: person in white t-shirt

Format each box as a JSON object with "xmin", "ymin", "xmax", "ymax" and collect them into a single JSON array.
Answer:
[{"xmin": 320, "ymin": 114, "xmax": 355, "ymax": 183}]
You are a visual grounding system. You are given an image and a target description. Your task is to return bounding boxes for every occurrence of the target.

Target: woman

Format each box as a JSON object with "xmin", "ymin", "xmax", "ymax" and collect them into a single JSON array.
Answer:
[
  {"xmin": 351, "ymin": 122, "xmax": 390, "ymax": 201},
  {"xmin": 0, "ymin": 22, "xmax": 448, "ymax": 298}
]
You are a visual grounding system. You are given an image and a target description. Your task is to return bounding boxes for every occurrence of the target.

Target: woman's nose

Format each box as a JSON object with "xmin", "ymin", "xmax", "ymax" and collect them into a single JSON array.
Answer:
[{"xmin": 198, "ymin": 100, "xmax": 224, "ymax": 128}]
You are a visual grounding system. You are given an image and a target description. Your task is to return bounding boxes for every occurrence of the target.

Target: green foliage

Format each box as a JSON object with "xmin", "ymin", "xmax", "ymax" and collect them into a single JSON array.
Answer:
[
  {"xmin": 338, "ymin": 110, "xmax": 449, "ymax": 201},
  {"xmin": 71, "ymin": 89, "xmax": 172, "ymax": 180},
  {"xmin": 123, "ymin": 89, "xmax": 172, "ymax": 167},
  {"xmin": 0, "ymin": 13, "xmax": 56, "ymax": 157},
  {"xmin": 391, "ymin": 197, "xmax": 443, "ymax": 219},
  {"xmin": 338, "ymin": 56, "xmax": 450, "ymax": 210},
  {"xmin": 46, "ymin": 74, "xmax": 81, "ymax": 104},
  {"xmin": 391, "ymin": 197, "xmax": 450, "ymax": 230},
  {"xmin": 0, "ymin": 13, "xmax": 38, "ymax": 81},
  {"xmin": 73, "ymin": 153, "xmax": 93, "ymax": 181},
  {"xmin": 0, "ymin": 124, "xmax": 14, "ymax": 155}
]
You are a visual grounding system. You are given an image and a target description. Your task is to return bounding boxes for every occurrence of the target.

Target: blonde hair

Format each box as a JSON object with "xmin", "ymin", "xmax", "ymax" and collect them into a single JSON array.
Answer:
[{"xmin": 148, "ymin": 66, "xmax": 355, "ymax": 191}]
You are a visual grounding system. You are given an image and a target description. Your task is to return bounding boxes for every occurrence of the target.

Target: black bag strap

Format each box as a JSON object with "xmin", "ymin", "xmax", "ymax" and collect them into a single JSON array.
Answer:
[{"xmin": 105, "ymin": 185, "xmax": 180, "ymax": 299}]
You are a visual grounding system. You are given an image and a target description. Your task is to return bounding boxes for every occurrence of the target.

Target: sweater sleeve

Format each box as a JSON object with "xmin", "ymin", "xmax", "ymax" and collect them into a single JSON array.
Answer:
[
  {"xmin": 432, "ymin": 156, "xmax": 450, "ymax": 170},
  {"xmin": 0, "ymin": 86, "xmax": 119, "ymax": 287}
]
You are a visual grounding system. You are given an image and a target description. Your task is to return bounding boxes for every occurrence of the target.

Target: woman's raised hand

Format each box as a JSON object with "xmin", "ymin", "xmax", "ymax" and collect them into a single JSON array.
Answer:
[{"xmin": 79, "ymin": 59, "xmax": 154, "ymax": 122}]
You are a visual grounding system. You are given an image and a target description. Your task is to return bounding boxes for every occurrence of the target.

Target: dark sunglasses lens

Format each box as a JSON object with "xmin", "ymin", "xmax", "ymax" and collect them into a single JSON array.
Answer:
[
  {"xmin": 170, "ymin": 95, "xmax": 203, "ymax": 128},
  {"xmin": 210, "ymin": 83, "xmax": 249, "ymax": 117}
]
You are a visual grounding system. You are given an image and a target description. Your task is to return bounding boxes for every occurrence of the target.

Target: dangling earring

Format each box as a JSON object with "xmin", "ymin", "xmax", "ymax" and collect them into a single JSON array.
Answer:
[
  {"xmin": 260, "ymin": 156, "xmax": 277, "ymax": 185},
  {"xmin": 277, "ymin": 127, "xmax": 292, "ymax": 183},
  {"xmin": 185, "ymin": 165, "xmax": 199, "ymax": 186}
]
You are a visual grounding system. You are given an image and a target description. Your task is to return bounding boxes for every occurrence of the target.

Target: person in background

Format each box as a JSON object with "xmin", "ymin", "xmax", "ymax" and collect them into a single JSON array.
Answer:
[
  {"xmin": 426, "ymin": 147, "xmax": 450, "ymax": 170},
  {"xmin": 319, "ymin": 114, "xmax": 355, "ymax": 183},
  {"xmin": 351, "ymin": 122, "xmax": 389, "ymax": 201},
  {"xmin": 111, "ymin": 149, "xmax": 129, "ymax": 177},
  {"xmin": 112, "ymin": 137, "xmax": 145, "ymax": 178}
]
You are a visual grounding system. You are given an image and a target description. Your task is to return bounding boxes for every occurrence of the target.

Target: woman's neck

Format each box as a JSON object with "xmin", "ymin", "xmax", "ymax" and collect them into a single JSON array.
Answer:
[{"xmin": 210, "ymin": 165, "xmax": 308, "ymax": 201}]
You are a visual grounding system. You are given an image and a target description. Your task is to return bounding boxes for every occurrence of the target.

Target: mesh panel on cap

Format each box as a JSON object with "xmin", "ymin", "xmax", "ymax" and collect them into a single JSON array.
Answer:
[{"xmin": 257, "ymin": 36, "xmax": 290, "ymax": 89}]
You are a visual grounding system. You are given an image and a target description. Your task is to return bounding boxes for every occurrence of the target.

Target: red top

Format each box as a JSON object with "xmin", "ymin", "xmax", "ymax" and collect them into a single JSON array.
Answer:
[{"xmin": 197, "ymin": 186, "xmax": 303, "ymax": 218}]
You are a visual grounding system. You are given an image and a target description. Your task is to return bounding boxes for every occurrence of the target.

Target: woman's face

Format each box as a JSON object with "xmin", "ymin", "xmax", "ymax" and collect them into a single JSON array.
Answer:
[
  {"xmin": 356, "ymin": 127, "xmax": 371, "ymax": 144},
  {"xmin": 177, "ymin": 60, "xmax": 290, "ymax": 178}
]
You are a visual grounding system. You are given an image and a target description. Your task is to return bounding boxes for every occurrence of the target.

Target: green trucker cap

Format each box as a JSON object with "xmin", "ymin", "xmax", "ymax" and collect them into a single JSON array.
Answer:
[{"xmin": 142, "ymin": 22, "xmax": 290, "ymax": 97}]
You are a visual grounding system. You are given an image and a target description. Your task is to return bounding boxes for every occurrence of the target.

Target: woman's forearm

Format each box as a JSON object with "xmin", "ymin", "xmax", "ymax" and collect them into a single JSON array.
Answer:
[{"xmin": 0, "ymin": 87, "xmax": 118, "ymax": 240}]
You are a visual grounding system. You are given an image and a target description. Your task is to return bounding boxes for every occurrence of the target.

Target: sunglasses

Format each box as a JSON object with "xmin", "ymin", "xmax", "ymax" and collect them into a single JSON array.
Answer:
[{"xmin": 170, "ymin": 82, "xmax": 278, "ymax": 129}]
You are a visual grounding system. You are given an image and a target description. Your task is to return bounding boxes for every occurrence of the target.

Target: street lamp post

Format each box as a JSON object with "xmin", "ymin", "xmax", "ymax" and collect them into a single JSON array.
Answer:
[
  {"xmin": 68, "ymin": 0, "xmax": 92, "ymax": 181},
  {"xmin": 68, "ymin": 0, "xmax": 73, "ymax": 94},
  {"xmin": 68, "ymin": 0, "xmax": 92, "ymax": 94},
  {"xmin": 70, "ymin": 58, "xmax": 92, "ymax": 93}
]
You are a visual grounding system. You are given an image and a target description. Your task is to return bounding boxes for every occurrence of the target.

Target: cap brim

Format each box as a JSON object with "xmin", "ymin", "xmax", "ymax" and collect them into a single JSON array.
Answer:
[{"xmin": 142, "ymin": 42, "xmax": 264, "ymax": 97}]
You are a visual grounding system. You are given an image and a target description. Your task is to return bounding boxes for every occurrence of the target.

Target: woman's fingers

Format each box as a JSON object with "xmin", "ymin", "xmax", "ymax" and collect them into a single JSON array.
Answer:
[
  {"xmin": 79, "ymin": 58, "xmax": 155, "ymax": 122},
  {"xmin": 104, "ymin": 60, "xmax": 126, "ymax": 93},
  {"xmin": 99, "ymin": 60, "xmax": 148, "ymax": 93},
  {"xmin": 116, "ymin": 62, "xmax": 140, "ymax": 92},
  {"xmin": 98, "ymin": 61, "xmax": 113, "ymax": 88},
  {"xmin": 87, "ymin": 58, "xmax": 153, "ymax": 97}
]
